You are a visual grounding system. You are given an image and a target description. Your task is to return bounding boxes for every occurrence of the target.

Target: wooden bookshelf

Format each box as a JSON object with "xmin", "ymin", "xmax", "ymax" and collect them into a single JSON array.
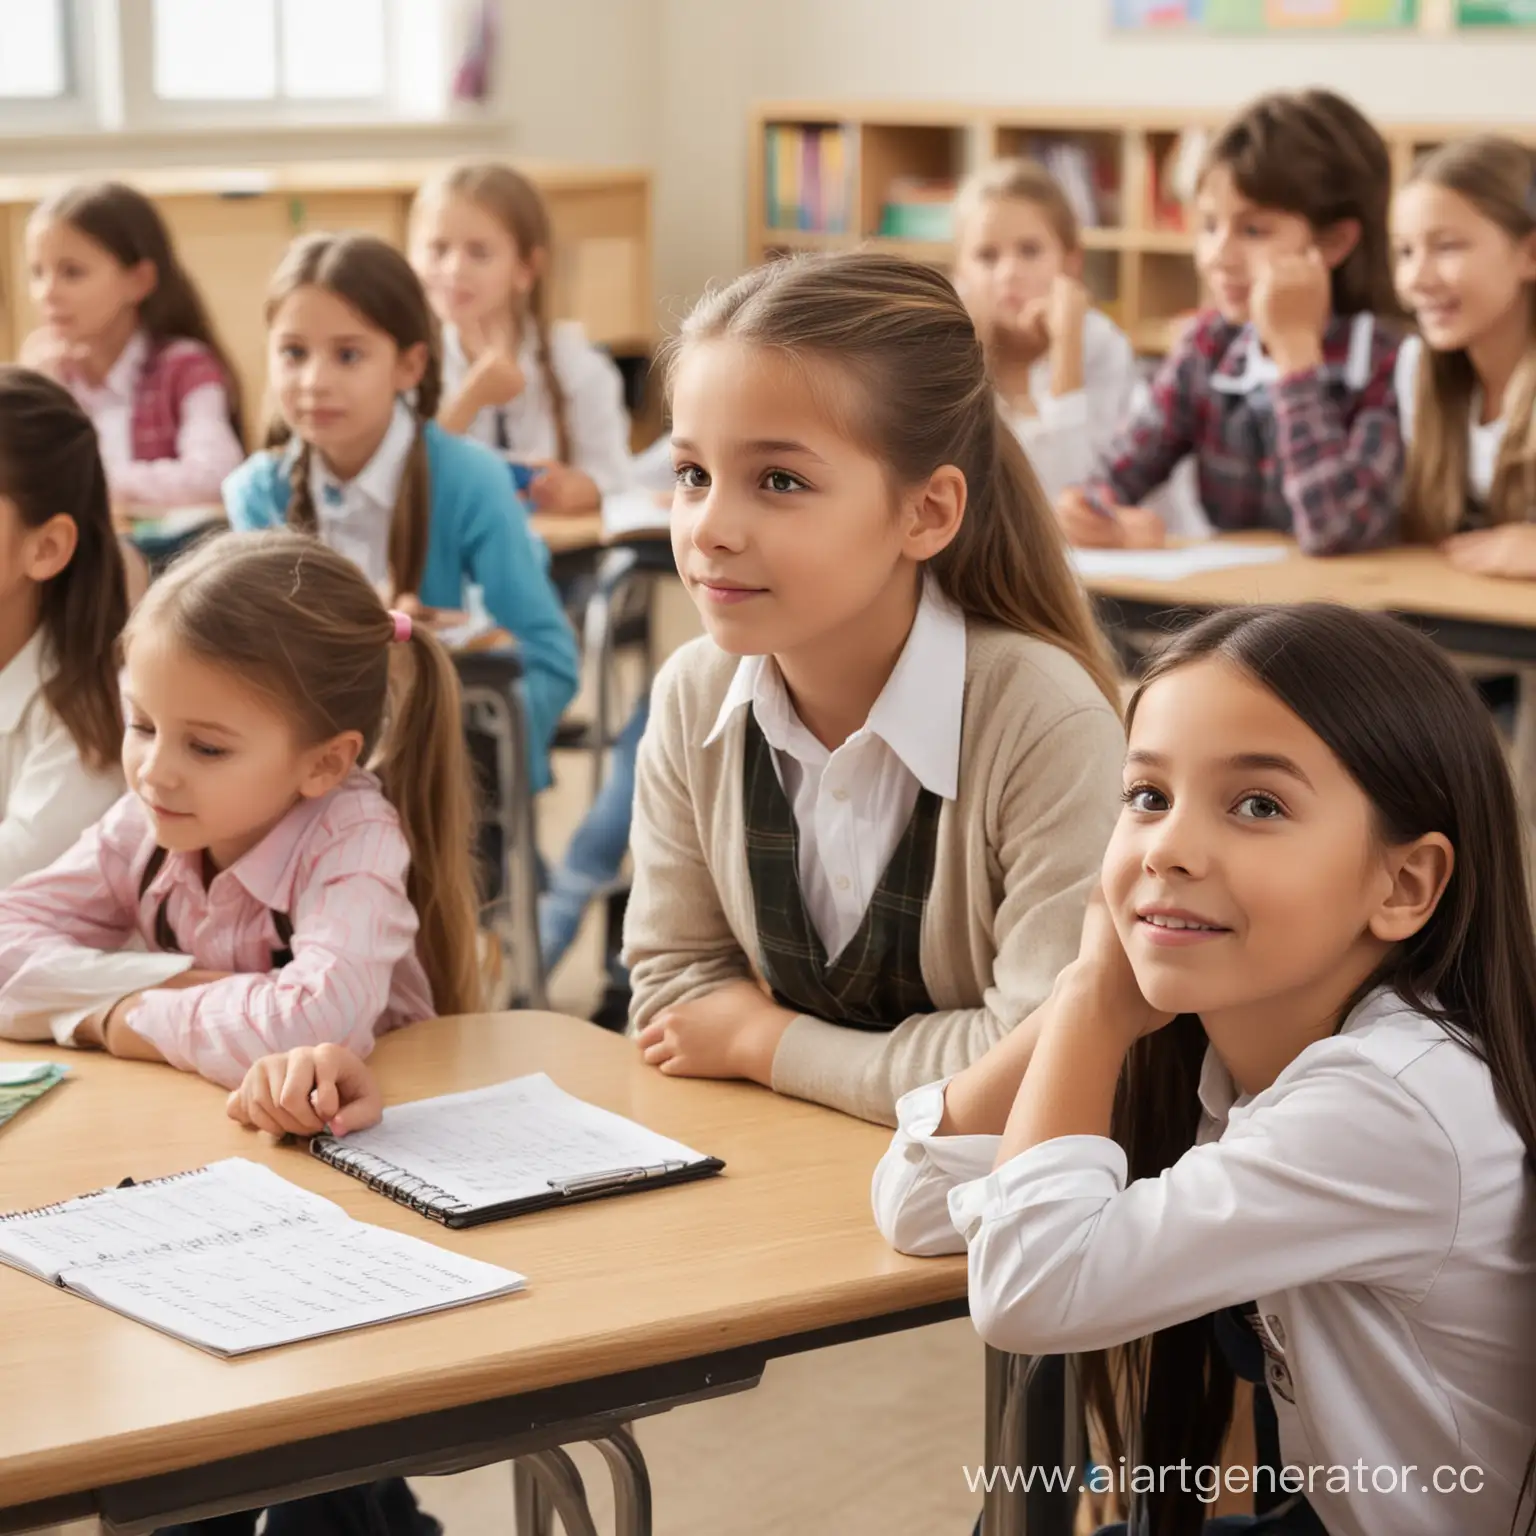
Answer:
[{"xmin": 749, "ymin": 101, "xmax": 1536, "ymax": 356}]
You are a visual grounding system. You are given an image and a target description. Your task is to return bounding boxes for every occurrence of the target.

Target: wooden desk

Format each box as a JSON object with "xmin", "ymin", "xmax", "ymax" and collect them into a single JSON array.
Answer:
[
  {"xmin": 0, "ymin": 1017, "xmax": 966, "ymax": 1533},
  {"xmin": 0, "ymin": 159, "xmax": 654, "ymax": 445},
  {"xmin": 530, "ymin": 512, "xmax": 672, "ymax": 557},
  {"xmin": 1084, "ymin": 535, "xmax": 1536, "ymax": 665}
]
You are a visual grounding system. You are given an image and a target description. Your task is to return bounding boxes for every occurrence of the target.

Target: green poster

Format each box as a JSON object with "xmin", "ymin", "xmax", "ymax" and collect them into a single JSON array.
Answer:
[{"xmin": 1458, "ymin": 0, "xmax": 1536, "ymax": 22}]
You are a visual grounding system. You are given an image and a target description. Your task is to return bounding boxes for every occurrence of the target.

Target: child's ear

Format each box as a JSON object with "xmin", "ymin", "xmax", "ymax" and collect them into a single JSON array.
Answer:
[
  {"xmin": 1315, "ymin": 218, "xmax": 1362, "ymax": 272},
  {"xmin": 127, "ymin": 259, "xmax": 158, "ymax": 307},
  {"xmin": 1063, "ymin": 247, "xmax": 1086, "ymax": 281},
  {"xmin": 903, "ymin": 464, "xmax": 966, "ymax": 563},
  {"xmin": 1367, "ymin": 832, "xmax": 1454, "ymax": 945},
  {"xmin": 298, "ymin": 730, "xmax": 366, "ymax": 800},
  {"xmin": 21, "ymin": 512, "xmax": 79, "ymax": 583},
  {"xmin": 393, "ymin": 341, "xmax": 430, "ymax": 395}
]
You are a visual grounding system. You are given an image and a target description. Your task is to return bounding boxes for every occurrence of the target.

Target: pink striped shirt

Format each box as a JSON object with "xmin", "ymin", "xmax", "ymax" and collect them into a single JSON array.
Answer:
[{"xmin": 0, "ymin": 770, "xmax": 434, "ymax": 1088}]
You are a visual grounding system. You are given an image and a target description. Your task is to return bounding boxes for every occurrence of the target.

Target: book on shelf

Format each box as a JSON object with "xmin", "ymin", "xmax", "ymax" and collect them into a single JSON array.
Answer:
[
  {"xmin": 764, "ymin": 123, "xmax": 854, "ymax": 234},
  {"xmin": 877, "ymin": 175, "xmax": 956, "ymax": 241},
  {"xmin": 1150, "ymin": 127, "xmax": 1208, "ymax": 232},
  {"xmin": 1018, "ymin": 138, "xmax": 1117, "ymax": 229}
]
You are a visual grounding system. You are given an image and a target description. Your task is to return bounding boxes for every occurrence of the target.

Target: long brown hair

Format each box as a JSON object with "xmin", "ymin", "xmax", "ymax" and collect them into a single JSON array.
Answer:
[
  {"xmin": 0, "ymin": 366, "xmax": 126, "ymax": 772},
  {"xmin": 1202, "ymin": 90, "xmax": 1398, "ymax": 318},
  {"xmin": 1080, "ymin": 603, "xmax": 1536, "ymax": 1536},
  {"xmin": 665, "ymin": 251, "xmax": 1121, "ymax": 706},
  {"xmin": 1400, "ymin": 136, "xmax": 1536, "ymax": 541},
  {"xmin": 265, "ymin": 233, "xmax": 443, "ymax": 598},
  {"xmin": 128, "ymin": 531, "xmax": 482, "ymax": 1017},
  {"xmin": 954, "ymin": 157, "xmax": 1081, "ymax": 254},
  {"xmin": 411, "ymin": 162, "xmax": 571, "ymax": 463},
  {"xmin": 32, "ymin": 181, "xmax": 244, "ymax": 438}
]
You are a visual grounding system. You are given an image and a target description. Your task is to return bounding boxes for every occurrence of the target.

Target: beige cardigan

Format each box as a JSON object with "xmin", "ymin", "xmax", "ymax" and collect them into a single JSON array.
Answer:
[{"xmin": 625, "ymin": 622, "xmax": 1126, "ymax": 1125}]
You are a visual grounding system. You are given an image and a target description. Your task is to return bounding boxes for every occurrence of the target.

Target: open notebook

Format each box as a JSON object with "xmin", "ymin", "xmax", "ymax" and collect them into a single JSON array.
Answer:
[
  {"xmin": 311, "ymin": 1072, "xmax": 725, "ymax": 1229},
  {"xmin": 0, "ymin": 1159, "xmax": 524, "ymax": 1357}
]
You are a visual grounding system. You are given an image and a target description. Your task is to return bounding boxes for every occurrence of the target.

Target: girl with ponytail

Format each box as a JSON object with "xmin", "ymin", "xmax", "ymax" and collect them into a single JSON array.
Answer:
[{"xmin": 223, "ymin": 232, "xmax": 577, "ymax": 792}]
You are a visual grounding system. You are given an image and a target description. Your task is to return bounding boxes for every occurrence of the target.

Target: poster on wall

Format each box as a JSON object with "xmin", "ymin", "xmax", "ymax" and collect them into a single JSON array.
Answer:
[
  {"xmin": 1112, "ymin": 0, "xmax": 1419, "ymax": 27},
  {"xmin": 1455, "ymin": 1, "xmax": 1536, "ymax": 22}
]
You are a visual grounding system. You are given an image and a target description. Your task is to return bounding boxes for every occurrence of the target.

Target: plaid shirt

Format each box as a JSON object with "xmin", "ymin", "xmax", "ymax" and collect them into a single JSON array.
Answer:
[
  {"xmin": 131, "ymin": 339, "xmax": 229, "ymax": 462},
  {"xmin": 1086, "ymin": 309, "xmax": 1404, "ymax": 554}
]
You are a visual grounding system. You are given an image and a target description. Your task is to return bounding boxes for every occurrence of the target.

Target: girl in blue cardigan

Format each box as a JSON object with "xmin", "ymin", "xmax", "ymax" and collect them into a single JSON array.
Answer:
[{"xmin": 223, "ymin": 232, "xmax": 577, "ymax": 793}]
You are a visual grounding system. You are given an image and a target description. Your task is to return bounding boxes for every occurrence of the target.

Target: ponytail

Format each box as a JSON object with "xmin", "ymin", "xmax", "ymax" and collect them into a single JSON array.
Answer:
[{"xmin": 376, "ymin": 623, "xmax": 483, "ymax": 1018}]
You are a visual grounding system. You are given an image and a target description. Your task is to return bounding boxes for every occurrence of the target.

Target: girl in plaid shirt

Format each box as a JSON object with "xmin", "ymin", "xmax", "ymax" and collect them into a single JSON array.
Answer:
[{"xmin": 1058, "ymin": 90, "xmax": 1405, "ymax": 557}]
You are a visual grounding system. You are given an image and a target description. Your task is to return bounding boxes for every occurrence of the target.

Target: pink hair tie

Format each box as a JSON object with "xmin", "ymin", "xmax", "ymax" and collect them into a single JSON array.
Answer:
[{"xmin": 389, "ymin": 610, "xmax": 413, "ymax": 644}]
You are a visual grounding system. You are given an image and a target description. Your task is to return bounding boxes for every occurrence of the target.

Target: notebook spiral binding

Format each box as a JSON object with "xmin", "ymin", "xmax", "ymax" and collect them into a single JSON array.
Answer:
[
  {"xmin": 310, "ymin": 1139, "xmax": 475, "ymax": 1223},
  {"xmin": 0, "ymin": 1164, "xmax": 208, "ymax": 1223}
]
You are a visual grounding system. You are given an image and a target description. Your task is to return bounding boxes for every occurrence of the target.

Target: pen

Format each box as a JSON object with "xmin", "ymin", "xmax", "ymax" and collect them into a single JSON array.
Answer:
[{"xmin": 549, "ymin": 1160, "xmax": 690, "ymax": 1197}]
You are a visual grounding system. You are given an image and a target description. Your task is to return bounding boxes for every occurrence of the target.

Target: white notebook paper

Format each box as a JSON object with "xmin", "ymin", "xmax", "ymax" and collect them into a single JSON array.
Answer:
[
  {"xmin": 310, "ymin": 1072, "xmax": 724, "ymax": 1227},
  {"xmin": 1071, "ymin": 544, "xmax": 1292, "ymax": 582},
  {"xmin": 600, "ymin": 490, "xmax": 671, "ymax": 543},
  {"xmin": 0, "ymin": 1158, "xmax": 525, "ymax": 1356}
]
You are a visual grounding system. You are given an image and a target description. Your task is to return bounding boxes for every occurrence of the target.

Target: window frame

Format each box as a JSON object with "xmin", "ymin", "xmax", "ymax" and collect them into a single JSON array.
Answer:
[{"xmin": 0, "ymin": 0, "xmax": 479, "ymax": 143}]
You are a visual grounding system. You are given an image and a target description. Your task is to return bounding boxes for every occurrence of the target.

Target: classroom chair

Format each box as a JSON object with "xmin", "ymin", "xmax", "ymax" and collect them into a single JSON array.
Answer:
[{"xmin": 455, "ymin": 649, "xmax": 547, "ymax": 1011}]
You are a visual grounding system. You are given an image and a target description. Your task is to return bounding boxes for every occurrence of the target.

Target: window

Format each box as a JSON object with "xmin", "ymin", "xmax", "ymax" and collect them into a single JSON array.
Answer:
[
  {"xmin": 151, "ymin": 0, "xmax": 388, "ymax": 104},
  {"xmin": 0, "ymin": 0, "xmax": 69, "ymax": 99},
  {"xmin": 0, "ymin": 0, "xmax": 465, "ymax": 137}
]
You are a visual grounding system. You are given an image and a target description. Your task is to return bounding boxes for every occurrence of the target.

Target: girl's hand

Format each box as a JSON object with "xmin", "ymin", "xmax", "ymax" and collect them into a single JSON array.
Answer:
[
  {"xmin": 1441, "ymin": 524, "xmax": 1536, "ymax": 580},
  {"xmin": 1055, "ymin": 487, "xmax": 1126, "ymax": 549},
  {"xmin": 1058, "ymin": 885, "xmax": 1177, "ymax": 1050},
  {"xmin": 1119, "ymin": 505, "xmax": 1169, "ymax": 549},
  {"xmin": 999, "ymin": 296, "xmax": 1051, "ymax": 365},
  {"xmin": 18, "ymin": 326, "xmax": 77, "ymax": 380},
  {"xmin": 462, "ymin": 316, "xmax": 525, "ymax": 409},
  {"xmin": 226, "ymin": 1044, "xmax": 383, "ymax": 1138},
  {"xmin": 1045, "ymin": 273, "xmax": 1090, "ymax": 346},
  {"xmin": 636, "ymin": 980, "xmax": 797, "ymax": 1086},
  {"xmin": 528, "ymin": 461, "xmax": 602, "ymax": 514},
  {"xmin": 1252, "ymin": 247, "xmax": 1329, "ymax": 375}
]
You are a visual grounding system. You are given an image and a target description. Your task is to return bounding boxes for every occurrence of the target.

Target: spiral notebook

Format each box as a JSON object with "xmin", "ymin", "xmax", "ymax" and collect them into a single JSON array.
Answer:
[
  {"xmin": 0, "ymin": 1158, "xmax": 525, "ymax": 1356},
  {"xmin": 309, "ymin": 1073, "xmax": 725, "ymax": 1229}
]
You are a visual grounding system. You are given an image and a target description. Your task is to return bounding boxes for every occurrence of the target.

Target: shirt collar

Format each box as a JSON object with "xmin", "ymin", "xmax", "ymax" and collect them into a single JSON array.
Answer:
[
  {"xmin": 142, "ymin": 771, "xmax": 371, "ymax": 913},
  {"xmin": 0, "ymin": 631, "xmax": 49, "ymax": 735},
  {"xmin": 87, "ymin": 330, "xmax": 149, "ymax": 404},
  {"xmin": 1210, "ymin": 312, "xmax": 1377, "ymax": 396},
  {"xmin": 311, "ymin": 398, "xmax": 417, "ymax": 512},
  {"xmin": 701, "ymin": 579, "xmax": 967, "ymax": 800}
]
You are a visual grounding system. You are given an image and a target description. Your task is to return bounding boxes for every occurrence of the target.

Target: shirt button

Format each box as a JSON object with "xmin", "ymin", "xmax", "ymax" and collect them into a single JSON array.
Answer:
[
  {"xmin": 835, "ymin": 875, "xmax": 851, "ymax": 891},
  {"xmin": 832, "ymin": 787, "xmax": 849, "ymax": 802}
]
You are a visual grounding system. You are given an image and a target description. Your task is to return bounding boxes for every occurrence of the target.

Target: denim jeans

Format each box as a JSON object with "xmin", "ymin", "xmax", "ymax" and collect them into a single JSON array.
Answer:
[{"xmin": 540, "ymin": 694, "xmax": 649, "ymax": 974}]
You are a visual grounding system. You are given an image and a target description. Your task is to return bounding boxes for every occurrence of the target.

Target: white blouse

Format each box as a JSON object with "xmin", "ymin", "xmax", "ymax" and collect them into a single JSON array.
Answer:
[
  {"xmin": 871, "ymin": 987, "xmax": 1536, "ymax": 1536},
  {"xmin": 1396, "ymin": 332, "xmax": 1507, "ymax": 504},
  {"xmin": 440, "ymin": 320, "xmax": 634, "ymax": 494},
  {"xmin": 0, "ymin": 631, "xmax": 124, "ymax": 888}
]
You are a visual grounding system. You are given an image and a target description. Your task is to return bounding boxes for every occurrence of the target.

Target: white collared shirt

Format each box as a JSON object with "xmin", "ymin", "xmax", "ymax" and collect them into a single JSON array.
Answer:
[
  {"xmin": 307, "ymin": 398, "xmax": 418, "ymax": 590},
  {"xmin": 702, "ymin": 580, "xmax": 966, "ymax": 962},
  {"xmin": 0, "ymin": 631, "xmax": 124, "ymax": 889},
  {"xmin": 440, "ymin": 320, "xmax": 634, "ymax": 493},
  {"xmin": 871, "ymin": 987, "xmax": 1536, "ymax": 1536},
  {"xmin": 1396, "ymin": 333, "xmax": 1507, "ymax": 504},
  {"xmin": 1211, "ymin": 312, "xmax": 1380, "ymax": 399}
]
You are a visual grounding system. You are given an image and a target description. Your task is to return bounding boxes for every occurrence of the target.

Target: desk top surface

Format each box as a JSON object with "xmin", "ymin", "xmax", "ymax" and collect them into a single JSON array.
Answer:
[
  {"xmin": 0, "ymin": 1016, "xmax": 959, "ymax": 1506},
  {"xmin": 1082, "ymin": 534, "xmax": 1536, "ymax": 630}
]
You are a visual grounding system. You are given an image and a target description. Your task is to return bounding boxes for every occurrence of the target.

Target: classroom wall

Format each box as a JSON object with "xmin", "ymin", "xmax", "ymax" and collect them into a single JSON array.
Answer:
[{"xmin": 648, "ymin": 0, "xmax": 1536, "ymax": 311}]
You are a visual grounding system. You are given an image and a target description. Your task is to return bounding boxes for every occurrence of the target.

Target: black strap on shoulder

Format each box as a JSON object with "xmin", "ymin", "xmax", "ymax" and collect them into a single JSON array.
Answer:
[{"xmin": 138, "ymin": 844, "xmax": 295, "ymax": 968}]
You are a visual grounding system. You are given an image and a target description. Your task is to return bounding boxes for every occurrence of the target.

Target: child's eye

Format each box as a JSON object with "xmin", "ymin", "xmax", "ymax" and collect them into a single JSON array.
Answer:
[
  {"xmin": 973, "ymin": 245, "xmax": 998, "ymax": 265},
  {"xmin": 428, "ymin": 240, "xmax": 448, "ymax": 258},
  {"xmin": 279, "ymin": 344, "xmax": 306, "ymax": 363},
  {"xmin": 128, "ymin": 720, "xmax": 154, "ymax": 738},
  {"xmin": 189, "ymin": 741, "xmax": 228, "ymax": 760},
  {"xmin": 674, "ymin": 462, "xmax": 708, "ymax": 490},
  {"xmin": 467, "ymin": 242, "xmax": 492, "ymax": 261},
  {"xmin": 1122, "ymin": 784, "xmax": 1168, "ymax": 813},
  {"xmin": 337, "ymin": 346, "xmax": 362, "ymax": 365},
  {"xmin": 761, "ymin": 469, "xmax": 808, "ymax": 494},
  {"xmin": 1016, "ymin": 240, "xmax": 1042, "ymax": 259},
  {"xmin": 1234, "ymin": 792, "xmax": 1286, "ymax": 821},
  {"xmin": 1241, "ymin": 222, "xmax": 1269, "ymax": 240}
]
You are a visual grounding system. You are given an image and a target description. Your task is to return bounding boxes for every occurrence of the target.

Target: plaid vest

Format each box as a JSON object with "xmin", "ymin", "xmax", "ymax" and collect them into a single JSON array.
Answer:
[
  {"xmin": 129, "ymin": 340, "xmax": 230, "ymax": 462},
  {"xmin": 742, "ymin": 713, "xmax": 938, "ymax": 1031}
]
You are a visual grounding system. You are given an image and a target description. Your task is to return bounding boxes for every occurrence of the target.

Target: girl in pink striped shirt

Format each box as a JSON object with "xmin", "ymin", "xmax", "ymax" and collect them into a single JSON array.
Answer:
[
  {"xmin": 0, "ymin": 530, "xmax": 482, "ymax": 1088},
  {"xmin": 21, "ymin": 181, "xmax": 246, "ymax": 514}
]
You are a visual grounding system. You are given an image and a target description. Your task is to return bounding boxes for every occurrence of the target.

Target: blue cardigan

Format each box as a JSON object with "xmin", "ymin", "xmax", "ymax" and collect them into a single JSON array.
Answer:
[{"xmin": 223, "ymin": 422, "xmax": 578, "ymax": 793}]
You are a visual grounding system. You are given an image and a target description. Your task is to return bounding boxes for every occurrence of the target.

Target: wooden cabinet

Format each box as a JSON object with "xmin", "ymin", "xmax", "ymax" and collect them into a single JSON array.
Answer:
[{"xmin": 0, "ymin": 160, "xmax": 653, "ymax": 446}]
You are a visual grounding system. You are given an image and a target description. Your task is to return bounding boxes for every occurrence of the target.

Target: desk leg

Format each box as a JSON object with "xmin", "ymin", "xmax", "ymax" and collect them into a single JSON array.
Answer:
[
  {"xmin": 513, "ymin": 1449, "xmax": 599, "ymax": 1536},
  {"xmin": 982, "ymin": 1347, "xmax": 1023, "ymax": 1536},
  {"xmin": 512, "ymin": 1460, "xmax": 549, "ymax": 1536},
  {"xmin": 593, "ymin": 1426, "xmax": 652, "ymax": 1536}
]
